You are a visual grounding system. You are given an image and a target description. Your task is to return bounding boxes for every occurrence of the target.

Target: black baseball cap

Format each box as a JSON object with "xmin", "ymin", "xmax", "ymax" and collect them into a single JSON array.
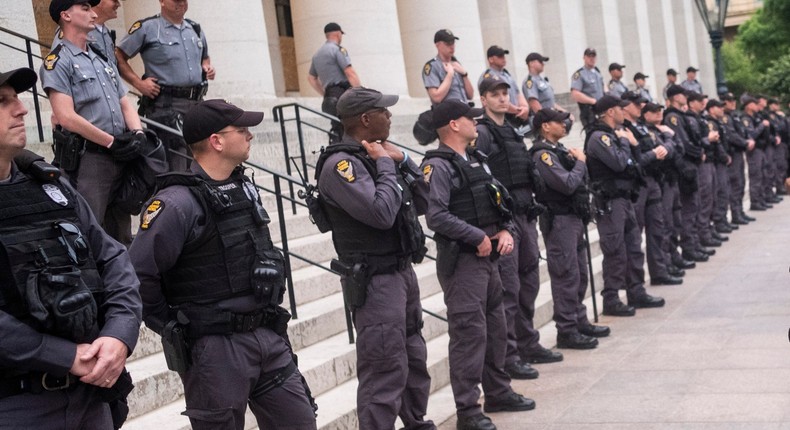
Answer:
[
  {"xmin": 634, "ymin": 72, "xmax": 648, "ymax": 80},
  {"xmin": 666, "ymin": 84, "xmax": 686, "ymax": 98},
  {"xmin": 705, "ymin": 99, "xmax": 723, "ymax": 110},
  {"xmin": 526, "ymin": 52, "xmax": 549, "ymax": 64},
  {"xmin": 621, "ymin": 90, "xmax": 645, "ymax": 105},
  {"xmin": 584, "ymin": 48, "xmax": 597, "ymax": 56},
  {"xmin": 768, "ymin": 98, "xmax": 780, "ymax": 105},
  {"xmin": 741, "ymin": 95, "xmax": 758, "ymax": 107},
  {"xmin": 687, "ymin": 66, "xmax": 699, "ymax": 73},
  {"xmin": 183, "ymin": 99, "xmax": 264, "ymax": 145},
  {"xmin": 0, "ymin": 68, "xmax": 37, "ymax": 93},
  {"xmin": 487, "ymin": 45, "xmax": 509, "ymax": 58},
  {"xmin": 478, "ymin": 75, "xmax": 510, "ymax": 94},
  {"xmin": 594, "ymin": 95, "xmax": 630, "ymax": 114},
  {"xmin": 49, "ymin": 0, "xmax": 99, "ymax": 24},
  {"xmin": 533, "ymin": 108, "xmax": 570, "ymax": 131},
  {"xmin": 336, "ymin": 87, "xmax": 398, "ymax": 118},
  {"xmin": 434, "ymin": 29, "xmax": 458, "ymax": 44},
  {"xmin": 667, "ymin": 68, "xmax": 678, "ymax": 76},
  {"xmin": 324, "ymin": 22, "xmax": 344, "ymax": 34},
  {"xmin": 609, "ymin": 62, "xmax": 625, "ymax": 71},
  {"xmin": 686, "ymin": 92, "xmax": 707, "ymax": 103},
  {"xmin": 432, "ymin": 99, "xmax": 484, "ymax": 129},
  {"xmin": 641, "ymin": 102, "xmax": 664, "ymax": 114},
  {"xmin": 720, "ymin": 92, "xmax": 736, "ymax": 102}
]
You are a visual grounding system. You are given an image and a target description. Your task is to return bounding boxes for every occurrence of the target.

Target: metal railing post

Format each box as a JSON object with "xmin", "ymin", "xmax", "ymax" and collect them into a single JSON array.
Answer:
[
  {"xmin": 273, "ymin": 178, "xmax": 298, "ymax": 319},
  {"xmin": 24, "ymin": 39, "xmax": 44, "ymax": 143}
]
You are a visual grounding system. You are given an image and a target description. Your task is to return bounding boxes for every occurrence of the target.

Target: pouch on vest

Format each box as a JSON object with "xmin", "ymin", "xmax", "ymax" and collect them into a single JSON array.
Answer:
[
  {"xmin": 252, "ymin": 249, "xmax": 286, "ymax": 306},
  {"xmin": 25, "ymin": 266, "xmax": 98, "ymax": 343},
  {"xmin": 301, "ymin": 185, "xmax": 332, "ymax": 233}
]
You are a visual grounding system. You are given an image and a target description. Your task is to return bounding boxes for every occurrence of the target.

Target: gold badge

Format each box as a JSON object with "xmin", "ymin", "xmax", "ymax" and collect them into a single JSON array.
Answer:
[
  {"xmin": 44, "ymin": 53, "xmax": 59, "ymax": 71},
  {"xmin": 608, "ymin": 81, "xmax": 615, "ymax": 89},
  {"xmin": 424, "ymin": 63, "xmax": 431, "ymax": 76},
  {"xmin": 540, "ymin": 152, "xmax": 553, "ymax": 167},
  {"xmin": 572, "ymin": 71, "xmax": 581, "ymax": 80},
  {"xmin": 708, "ymin": 123, "xmax": 714, "ymax": 131},
  {"xmin": 670, "ymin": 116, "xmax": 678, "ymax": 126},
  {"xmin": 140, "ymin": 199, "xmax": 164, "ymax": 230},
  {"xmin": 336, "ymin": 159, "xmax": 355, "ymax": 183},
  {"xmin": 601, "ymin": 135, "xmax": 611, "ymax": 146},
  {"xmin": 649, "ymin": 131, "xmax": 656, "ymax": 142},
  {"xmin": 743, "ymin": 119, "xmax": 749, "ymax": 126},
  {"xmin": 128, "ymin": 21, "xmax": 142, "ymax": 34},
  {"xmin": 484, "ymin": 72, "xmax": 491, "ymax": 78},
  {"xmin": 723, "ymin": 116, "xmax": 729, "ymax": 124},
  {"xmin": 422, "ymin": 164, "xmax": 433, "ymax": 184},
  {"xmin": 526, "ymin": 79, "xmax": 533, "ymax": 89}
]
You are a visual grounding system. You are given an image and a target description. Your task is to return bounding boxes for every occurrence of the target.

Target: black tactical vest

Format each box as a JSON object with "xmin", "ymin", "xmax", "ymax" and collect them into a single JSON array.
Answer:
[
  {"xmin": 424, "ymin": 147, "xmax": 509, "ymax": 228},
  {"xmin": 530, "ymin": 140, "xmax": 590, "ymax": 218},
  {"xmin": 477, "ymin": 117, "xmax": 533, "ymax": 191},
  {"xmin": 0, "ymin": 170, "xmax": 103, "ymax": 342},
  {"xmin": 157, "ymin": 169, "xmax": 284, "ymax": 306},
  {"xmin": 315, "ymin": 143, "xmax": 425, "ymax": 262},
  {"xmin": 583, "ymin": 123, "xmax": 642, "ymax": 197}
]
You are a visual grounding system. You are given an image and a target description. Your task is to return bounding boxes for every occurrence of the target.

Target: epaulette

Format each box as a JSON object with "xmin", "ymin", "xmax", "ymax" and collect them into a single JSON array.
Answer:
[
  {"xmin": 43, "ymin": 44, "xmax": 63, "ymax": 71},
  {"xmin": 128, "ymin": 14, "xmax": 158, "ymax": 35}
]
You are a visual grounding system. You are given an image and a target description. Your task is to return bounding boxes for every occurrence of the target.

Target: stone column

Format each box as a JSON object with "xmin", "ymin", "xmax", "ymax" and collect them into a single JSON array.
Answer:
[
  {"xmin": 1, "ymin": 1, "xmax": 39, "ymax": 72},
  {"xmin": 292, "ymin": 0, "xmax": 409, "ymax": 97},
  {"xmin": 120, "ymin": 0, "xmax": 277, "ymax": 99},
  {"xmin": 693, "ymin": 11, "xmax": 717, "ymax": 96},
  {"xmin": 397, "ymin": 0, "xmax": 485, "ymax": 99},
  {"xmin": 537, "ymin": 0, "xmax": 587, "ymax": 95},
  {"xmin": 672, "ymin": 0, "xmax": 692, "ymax": 72},
  {"xmin": 660, "ymin": 0, "xmax": 681, "ymax": 72},
  {"xmin": 648, "ymin": 0, "xmax": 671, "ymax": 92},
  {"xmin": 583, "ymin": 0, "xmax": 625, "ymax": 67}
]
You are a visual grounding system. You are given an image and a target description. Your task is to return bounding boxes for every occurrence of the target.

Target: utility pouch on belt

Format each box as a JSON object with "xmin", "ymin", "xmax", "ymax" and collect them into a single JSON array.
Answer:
[
  {"xmin": 161, "ymin": 320, "xmax": 191, "ymax": 373},
  {"xmin": 331, "ymin": 259, "xmax": 370, "ymax": 310},
  {"xmin": 26, "ymin": 266, "xmax": 98, "ymax": 343},
  {"xmin": 52, "ymin": 128, "xmax": 85, "ymax": 172},
  {"xmin": 435, "ymin": 237, "xmax": 460, "ymax": 278}
]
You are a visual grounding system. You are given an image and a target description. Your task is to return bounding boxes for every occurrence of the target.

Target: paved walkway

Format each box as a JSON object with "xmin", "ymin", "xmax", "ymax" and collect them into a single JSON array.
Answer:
[{"xmin": 440, "ymin": 199, "xmax": 790, "ymax": 430}]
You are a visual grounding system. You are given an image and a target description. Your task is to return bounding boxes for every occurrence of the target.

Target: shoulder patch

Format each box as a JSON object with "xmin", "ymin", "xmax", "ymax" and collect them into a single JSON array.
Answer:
[
  {"xmin": 572, "ymin": 71, "xmax": 581, "ymax": 80},
  {"xmin": 424, "ymin": 62, "xmax": 432, "ymax": 76},
  {"xmin": 140, "ymin": 199, "xmax": 164, "ymax": 230},
  {"xmin": 526, "ymin": 78, "xmax": 533, "ymax": 89},
  {"xmin": 423, "ymin": 164, "xmax": 433, "ymax": 184},
  {"xmin": 540, "ymin": 152, "xmax": 553, "ymax": 167},
  {"xmin": 44, "ymin": 52, "xmax": 60, "ymax": 71},
  {"xmin": 670, "ymin": 116, "xmax": 678, "ymax": 126},
  {"xmin": 608, "ymin": 81, "xmax": 615, "ymax": 89},
  {"xmin": 340, "ymin": 47, "xmax": 348, "ymax": 55},
  {"xmin": 483, "ymin": 72, "xmax": 491, "ymax": 78},
  {"xmin": 601, "ymin": 135, "xmax": 611, "ymax": 146},
  {"xmin": 128, "ymin": 20, "xmax": 142, "ymax": 34},
  {"xmin": 335, "ymin": 159, "xmax": 355, "ymax": 183}
]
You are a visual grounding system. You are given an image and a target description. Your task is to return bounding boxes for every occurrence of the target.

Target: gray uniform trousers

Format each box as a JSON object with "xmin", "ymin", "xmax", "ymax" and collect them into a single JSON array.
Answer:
[
  {"xmin": 438, "ymin": 251, "xmax": 512, "ymax": 418},
  {"xmin": 696, "ymin": 162, "xmax": 716, "ymax": 242},
  {"xmin": 596, "ymin": 197, "xmax": 647, "ymax": 305},
  {"xmin": 350, "ymin": 266, "xmax": 433, "ymax": 430},
  {"xmin": 679, "ymin": 174, "xmax": 701, "ymax": 253},
  {"xmin": 713, "ymin": 162, "xmax": 731, "ymax": 224},
  {"xmin": 67, "ymin": 150, "xmax": 131, "ymax": 246},
  {"xmin": 144, "ymin": 96, "xmax": 199, "ymax": 172},
  {"xmin": 775, "ymin": 143, "xmax": 788, "ymax": 190},
  {"xmin": 540, "ymin": 215, "xmax": 590, "ymax": 335},
  {"xmin": 728, "ymin": 152, "xmax": 747, "ymax": 216},
  {"xmin": 0, "ymin": 384, "xmax": 113, "ymax": 430},
  {"xmin": 747, "ymin": 148, "xmax": 766, "ymax": 205},
  {"xmin": 661, "ymin": 181, "xmax": 683, "ymax": 264},
  {"xmin": 180, "ymin": 327, "xmax": 317, "ymax": 430},
  {"xmin": 497, "ymin": 212, "xmax": 541, "ymax": 364},
  {"xmin": 763, "ymin": 144, "xmax": 776, "ymax": 197},
  {"xmin": 634, "ymin": 176, "xmax": 670, "ymax": 279}
]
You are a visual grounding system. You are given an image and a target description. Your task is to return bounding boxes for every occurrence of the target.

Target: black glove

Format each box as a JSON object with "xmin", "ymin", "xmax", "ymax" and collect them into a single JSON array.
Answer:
[{"xmin": 110, "ymin": 131, "xmax": 145, "ymax": 161}]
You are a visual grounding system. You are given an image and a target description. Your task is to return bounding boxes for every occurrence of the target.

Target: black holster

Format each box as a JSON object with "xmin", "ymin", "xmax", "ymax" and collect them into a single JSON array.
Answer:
[
  {"xmin": 435, "ymin": 236, "xmax": 461, "ymax": 278},
  {"xmin": 161, "ymin": 320, "xmax": 191, "ymax": 373},
  {"xmin": 52, "ymin": 128, "xmax": 85, "ymax": 172},
  {"xmin": 331, "ymin": 259, "xmax": 371, "ymax": 310}
]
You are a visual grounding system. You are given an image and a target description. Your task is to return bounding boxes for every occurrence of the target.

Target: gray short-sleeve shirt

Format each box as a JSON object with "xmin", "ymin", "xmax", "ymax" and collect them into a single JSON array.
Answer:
[
  {"xmin": 423, "ymin": 56, "xmax": 468, "ymax": 105},
  {"xmin": 523, "ymin": 74, "xmax": 556, "ymax": 109},
  {"xmin": 607, "ymin": 79, "xmax": 628, "ymax": 98},
  {"xmin": 570, "ymin": 66, "xmax": 604, "ymax": 101},
  {"xmin": 478, "ymin": 68, "xmax": 519, "ymax": 105},
  {"xmin": 308, "ymin": 41, "xmax": 352, "ymax": 88},
  {"xmin": 53, "ymin": 25, "xmax": 116, "ymax": 67}
]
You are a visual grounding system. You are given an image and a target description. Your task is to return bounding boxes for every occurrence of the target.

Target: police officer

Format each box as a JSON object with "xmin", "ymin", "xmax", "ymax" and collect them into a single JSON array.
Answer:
[
  {"xmin": 0, "ymin": 67, "xmax": 142, "ymax": 429},
  {"xmin": 314, "ymin": 88, "xmax": 434, "ymax": 430},
  {"xmin": 760, "ymin": 96, "xmax": 784, "ymax": 203},
  {"xmin": 768, "ymin": 98, "xmax": 789, "ymax": 195},
  {"xmin": 129, "ymin": 100, "xmax": 317, "ymax": 430},
  {"xmin": 585, "ymin": 95, "xmax": 665, "ymax": 316},
  {"xmin": 116, "ymin": 0, "xmax": 215, "ymax": 172},
  {"xmin": 478, "ymin": 46, "xmax": 530, "ymax": 124},
  {"xmin": 571, "ymin": 48, "xmax": 605, "ymax": 127},
  {"xmin": 607, "ymin": 63, "xmax": 628, "ymax": 98},
  {"xmin": 619, "ymin": 92, "xmax": 682, "ymax": 285},
  {"xmin": 633, "ymin": 72, "xmax": 653, "ymax": 102},
  {"xmin": 720, "ymin": 92, "xmax": 755, "ymax": 225},
  {"xmin": 52, "ymin": 0, "xmax": 121, "ymax": 67},
  {"xmin": 662, "ymin": 69, "xmax": 678, "ymax": 105},
  {"xmin": 705, "ymin": 99, "xmax": 738, "ymax": 234},
  {"xmin": 681, "ymin": 67, "xmax": 703, "ymax": 94},
  {"xmin": 663, "ymin": 86, "xmax": 711, "ymax": 263},
  {"xmin": 530, "ymin": 108, "xmax": 610, "ymax": 349},
  {"xmin": 742, "ymin": 95, "xmax": 772, "ymax": 211},
  {"xmin": 307, "ymin": 22, "xmax": 361, "ymax": 143},
  {"xmin": 423, "ymin": 29, "xmax": 474, "ymax": 106},
  {"xmin": 475, "ymin": 77, "xmax": 562, "ymax": 375},
  {"xmin": 42, "ymin": 0, "xmax": 145, "ymax": 247},
  {"xmin": 523, "ymin": 52, "xmax": 570, "ymax": 116},
  {"xmin": 417, "ymin": 99, "xmax": 534, "ymax": 430}
]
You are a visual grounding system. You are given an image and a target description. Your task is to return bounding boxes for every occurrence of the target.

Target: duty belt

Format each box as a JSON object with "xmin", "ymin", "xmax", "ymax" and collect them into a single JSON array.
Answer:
[
  {"xmin": 158, "ymin": 84, "xmax": 206, "ymax": 101},
  {"xmin": 181, "ymin": 308, "xmax": 277, "ymax": 338},
  {"xmin": 83, "ymin": 140, "xmax": 112, "ymax": 154},
  {"xmin": 0, "ymin": 373, "xmax": 78, "ymax": 399},
  {"xmin": 338, "ymin": 254, "xmax": 410, "ymax": 274}
]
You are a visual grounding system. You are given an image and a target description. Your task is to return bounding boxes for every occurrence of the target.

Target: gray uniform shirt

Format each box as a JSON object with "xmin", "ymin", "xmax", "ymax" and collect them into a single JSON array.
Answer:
[
  {"xmin": 423, "ymin": 57, "xmax": 469, "ymax": 105},
  {"xmin": 636, "ymin": 86, "xmax": 653, "ymax": 102},
  {"xmin": 117, "ymin": 15, "xmax": 208, "ymax": 87},
  {"xmin": 309, "ymin": 41, "xmax": 352, "ymax": 89},
  {"xmin": 40, "ymin": 40, "xmax": 128, "ymax": 136},
  {"xmin": 523, "ymin": 74, "xmax": 555, "ymax": 109},
  {"xmin": 478, "ymin": 68, "xmax": 519, "ymax": 105},
  {"xmin": 681, "ymin": 79, "xmax": 703, "ymax": 94},
  {"xmin": 607, "ymin": 79, "xmax": 628, "ymax": 98},
  {"xmin": 0, "ymin": 164, "xmax": 142, "ymax": 375},
  {"xmin": 570, "ymin": 66, "xmax": 604, "ymax": 101},
  {"xmin": 53, "ymin": 25, "xmax": 116, "ymax": 67}
]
